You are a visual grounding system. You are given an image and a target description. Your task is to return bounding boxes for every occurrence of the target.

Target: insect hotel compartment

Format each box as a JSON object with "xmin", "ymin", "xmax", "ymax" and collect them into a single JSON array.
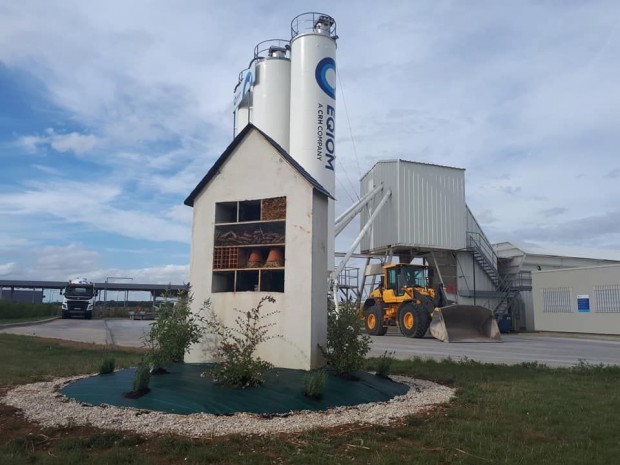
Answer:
[{"xmin": 212, "ymin": 197, "xmax": 287, "ymax": 293}]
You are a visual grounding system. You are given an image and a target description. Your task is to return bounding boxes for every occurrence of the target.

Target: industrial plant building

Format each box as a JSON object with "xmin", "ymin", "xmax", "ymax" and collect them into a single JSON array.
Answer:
[
  {"xmin": 357, "ymin": 160, "xmax": 620, "ymax": 336},
  {"xmin": 183, "ymin": 11, "xmax": 619, "ymax": 367}
]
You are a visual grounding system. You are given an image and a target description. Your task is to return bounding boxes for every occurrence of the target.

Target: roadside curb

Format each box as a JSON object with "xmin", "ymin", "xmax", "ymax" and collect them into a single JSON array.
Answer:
[{"xmin": 0, "ymin": 317, "xmax": 60, "ymax": 329}]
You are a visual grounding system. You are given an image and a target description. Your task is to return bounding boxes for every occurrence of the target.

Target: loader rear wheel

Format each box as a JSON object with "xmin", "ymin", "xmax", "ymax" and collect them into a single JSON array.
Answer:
[
  {"xmin": 398, "ymin": 303, "xmax": 430, "ymax": 338},
  {"xmin": 364, "ymin": 306, "xmax": 387, "ymax": 336}
]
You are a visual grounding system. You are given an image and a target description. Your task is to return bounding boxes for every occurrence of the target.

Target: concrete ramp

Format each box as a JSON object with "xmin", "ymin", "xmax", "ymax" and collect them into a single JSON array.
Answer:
[{"xmin": 429, "ymin": 305, "xmax": 501, "ymax": 342}]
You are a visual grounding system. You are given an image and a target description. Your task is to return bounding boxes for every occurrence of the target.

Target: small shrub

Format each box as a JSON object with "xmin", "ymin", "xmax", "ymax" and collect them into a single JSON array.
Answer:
[
  {"xmin": 375, "ymin": 351, "xmax": 395, "ymax": 378},
  {"xmin": 571, "ymin": 359, "xmax": 620, "ymax": 377},
  {"xmin": 99, "ymin": 358, "xmax": 115, "ymax": 375},
  {"xmin": 142, "ymin": 289, "xmax": 207, "ymax": 372},
  {"xmin": 132, "ymin": 365, "xmax": 151, "ymax": 393},
  {"xmin": 303, "ymin": 369, "xmax": 327, "ymax": 400},
  {"xmin": 205, "ymin": 296, "xmax": 279, "ymax": 388},
  {"xmin": 519, "ymin": 361, "xmax": 547, "ymax": 369},
  {"xmin": 319, "ymin": 300, "xmax": 371, "ymax": 377}
]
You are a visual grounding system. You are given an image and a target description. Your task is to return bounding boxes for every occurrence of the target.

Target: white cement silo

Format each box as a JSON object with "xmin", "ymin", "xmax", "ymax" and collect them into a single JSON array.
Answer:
[
  {"xmin": 233, "ymin": 40, "xmax": 291, "ymax": 151},
  {"xmin": 233, "ymin": 68, "xmax": 252, "ymax": 138},
  {"xmin": 250, "ymin": 40, "xmax": 291, "ymax": 151},
  {"xmin": 289, "ymin": 12, "xmax": 338, "ymax": 271}
]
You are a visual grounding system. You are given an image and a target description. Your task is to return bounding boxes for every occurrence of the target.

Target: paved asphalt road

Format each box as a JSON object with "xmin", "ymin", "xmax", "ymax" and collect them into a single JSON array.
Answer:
[
  {"xmin": 368, "ymin": 327, "xmax": 620, "ymax": 367},
  {"xmin": 1, "ymin": 319, "xmax": 619, "ymax": 367}
]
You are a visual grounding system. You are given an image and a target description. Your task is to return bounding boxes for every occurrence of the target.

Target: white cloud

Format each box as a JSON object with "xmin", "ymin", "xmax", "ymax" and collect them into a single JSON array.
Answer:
[
  {"xmin": 0, "ymin": 232, "xmax": 31, "ymax": 251},
  {"xmin": 34, "ymin": 244, "xmax": 102, "ymax": 280},
  {"xmin": 49, "ymin": 131, "xmax": 98, "ymax": 154},
  {"xmin": 1, "ymin": 1, "xmax": 620, "ymax": 280},
  {"xmin": 0, "ymin": 262, "xmax": 17, "ymax": 276},
  {"xmin": 164, "ymin": 205, "xmax": 193, "ymax": 225},
  {"xmin": 18, "ymin": 129, "xmax": 99, "ymax": 155},
  {"xmin": 0, "ymin": 180, "xmax": 189, "ymax": 243},
  {"xmin": 17, "ymin": 135, "xmax": 42, "ymax": 153},
  {"xmin": 0, "ymin": 242, "xmax": 187, "ymax": 283},
  {"xmin": 75, "ymin": 264, "xmax": 188, "ymax": 285},
  {"xmin": 31, "ymin": 164, "xmax": 65, "ymax": 176}
]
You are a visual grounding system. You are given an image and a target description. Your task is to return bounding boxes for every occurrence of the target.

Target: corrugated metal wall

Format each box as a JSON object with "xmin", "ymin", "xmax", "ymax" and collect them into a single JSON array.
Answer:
[
  {"xmin": 360, "ymin": 161, "xmax": 398, "ymax": 252},
  {"xmin": 360, "ymin": 160, "xmax": 466, "ymax": 252}
]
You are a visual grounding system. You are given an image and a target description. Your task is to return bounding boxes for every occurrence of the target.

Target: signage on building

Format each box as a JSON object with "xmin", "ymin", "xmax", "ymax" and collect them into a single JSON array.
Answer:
[{"xmin": 577, "ymin": 294, "xmax": 590, "ymax": 313}]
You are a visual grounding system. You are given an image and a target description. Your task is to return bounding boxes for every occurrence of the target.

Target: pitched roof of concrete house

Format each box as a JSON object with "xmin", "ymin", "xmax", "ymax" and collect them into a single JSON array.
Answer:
[{"xmin": 184, "ymin": 124, "xmax": 333, "ymax": 207}]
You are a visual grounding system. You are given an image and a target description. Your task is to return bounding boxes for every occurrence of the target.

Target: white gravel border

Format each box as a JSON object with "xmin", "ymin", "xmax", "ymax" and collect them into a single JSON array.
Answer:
[{"xmin": 1, "ymin": 374, "xmax": 455, "ymax": 438}]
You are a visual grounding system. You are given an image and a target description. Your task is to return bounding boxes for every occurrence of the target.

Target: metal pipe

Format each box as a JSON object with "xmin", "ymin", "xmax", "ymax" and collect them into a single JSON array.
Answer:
[
  {"xmin": 333, "ymin": 189, "xmax": 392, "ymax": 280},
  {"xmin": 334, "ymin": 184, "xmax": 383, "ymax": 236},
  {"xmin": 430, "ymin": 251, "xmax": 444, "ymax": 287},
  {"xmin": 472, "ymin": 251, "xmax": 477, "ymax": 305},
  {"xmin": 356, "ymin": 256, "xmax": 371, "ymax": 308}
]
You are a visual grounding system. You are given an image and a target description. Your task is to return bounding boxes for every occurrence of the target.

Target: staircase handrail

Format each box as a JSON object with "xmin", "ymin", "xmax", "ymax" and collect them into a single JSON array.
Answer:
[{"xmin": 466, "ymin": 231, "xmax": 498, "ymax": 268}]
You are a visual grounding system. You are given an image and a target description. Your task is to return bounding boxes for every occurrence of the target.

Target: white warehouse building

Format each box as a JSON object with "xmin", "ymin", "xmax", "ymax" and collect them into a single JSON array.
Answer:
[
  {"xmin": 532, "ymin": 264, "xmax": 620, "ymax": 336},
  {"xmin": 495, "ymin": 242, "xmax": 620, "ymax": 333}
]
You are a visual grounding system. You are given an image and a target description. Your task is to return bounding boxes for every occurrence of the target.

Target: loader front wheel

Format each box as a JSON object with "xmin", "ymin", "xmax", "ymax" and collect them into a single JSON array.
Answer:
[
  {"xmin": 364, "ymin": 306, "xmax": 387, "ymax": 336},
  {"xmin": 398, "ymin": 303, "xmax": 430, "ymax": 338}
]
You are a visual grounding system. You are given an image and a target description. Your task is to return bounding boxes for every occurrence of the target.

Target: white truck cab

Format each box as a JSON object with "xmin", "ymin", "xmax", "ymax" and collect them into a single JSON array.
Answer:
[{"xmin": 61, "ymin": 278, "xmax": 97, "ymax": 319}]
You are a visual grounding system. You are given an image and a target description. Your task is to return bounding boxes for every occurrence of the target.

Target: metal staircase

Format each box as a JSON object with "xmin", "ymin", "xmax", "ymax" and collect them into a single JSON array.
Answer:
[
  {"xmin": 466, "ymin": 232, "xmax": 519, "ymax": 314},
  {"xmin": 336, "ymin": 266, "xmax": 360, "ymax": 302}
]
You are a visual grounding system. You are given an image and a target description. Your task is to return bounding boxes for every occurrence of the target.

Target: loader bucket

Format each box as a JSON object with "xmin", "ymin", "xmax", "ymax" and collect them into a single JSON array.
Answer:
[{"xmin": 429, "ymin": 305, "xmax": 501, "ymax": 342}]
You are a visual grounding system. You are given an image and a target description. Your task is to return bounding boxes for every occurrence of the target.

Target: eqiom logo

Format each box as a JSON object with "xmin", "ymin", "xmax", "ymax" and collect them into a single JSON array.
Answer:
[
  {"xmin": 242, "ymin": 71, "xmax": 253, "ymax": 97},
  {"xmin": 233, "ymin": 70, "xmax": 254, "ymax": 108},
  {"xmin": 315, "ymin": 57, "xmax": 336, "ymax": 99}
]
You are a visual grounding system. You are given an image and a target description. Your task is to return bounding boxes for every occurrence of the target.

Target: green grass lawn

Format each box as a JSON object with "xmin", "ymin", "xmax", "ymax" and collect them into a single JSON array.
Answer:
[
  {"xmin": 0, "ymin": 333, "xmax": 143, "ymax": 385},
  {"xmin": 0, "ymin": 333, "xmax": 618, "ymax": 464}
]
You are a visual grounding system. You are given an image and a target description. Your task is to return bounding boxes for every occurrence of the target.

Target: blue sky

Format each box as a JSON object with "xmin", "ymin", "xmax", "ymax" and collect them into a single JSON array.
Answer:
[{"xmin": 1, "ymin": 0, "xmax": 620, "ymax": 284}]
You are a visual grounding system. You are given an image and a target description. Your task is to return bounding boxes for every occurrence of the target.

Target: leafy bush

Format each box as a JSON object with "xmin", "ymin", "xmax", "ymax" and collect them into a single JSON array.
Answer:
[
  {"xmin": 303, "ymin": 369, "xmax": 327, "ymax": 400},
  {"xmin": 375, "ymin": 351, "xmax": 395, "ymax": 378},
  {"xmin": 143, "ymin": 290, "xmax": 206, "ymax": 371},
  {"xmin": 319, "ymin": 299, "xmax": 371, "ymax": 377},
  {"xmin": 132, "ymin": 365, "xmax": 151, "ymax": 393},
  {"xmin": 205, "ymin": 296, "xmax": 279, "ymax": 388},
  {"xmin": 99, "ymin": 358, "xmax": 115, "ymax": 375}
]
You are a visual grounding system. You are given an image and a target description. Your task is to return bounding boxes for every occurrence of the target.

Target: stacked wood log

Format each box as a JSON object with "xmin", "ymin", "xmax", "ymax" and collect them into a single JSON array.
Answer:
[{"xmin": 215, "ymin": 228, "xmax": 285, "ymax": 246}]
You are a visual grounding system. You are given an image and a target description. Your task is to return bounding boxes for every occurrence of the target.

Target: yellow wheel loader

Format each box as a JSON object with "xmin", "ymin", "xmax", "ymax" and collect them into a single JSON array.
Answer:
[{"xmin": 361, "ymin": 263, "xmax": 501, "ymax": 342}]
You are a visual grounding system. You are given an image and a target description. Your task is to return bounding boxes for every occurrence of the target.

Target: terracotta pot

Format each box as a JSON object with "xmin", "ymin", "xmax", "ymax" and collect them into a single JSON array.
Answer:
[
  {"xmin": 246, "ymin": 248, "xmax": 264, "ymax": 268},
  {"xmin": 265, "ymin": 247, "xmax": 284, "ymax": 267}
]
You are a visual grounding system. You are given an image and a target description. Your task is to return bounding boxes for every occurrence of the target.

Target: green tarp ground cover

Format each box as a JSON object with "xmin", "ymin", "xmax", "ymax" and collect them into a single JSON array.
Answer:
[{"xmin": 61, "ymin": 363, "xmax": 409, "ymax": 415}]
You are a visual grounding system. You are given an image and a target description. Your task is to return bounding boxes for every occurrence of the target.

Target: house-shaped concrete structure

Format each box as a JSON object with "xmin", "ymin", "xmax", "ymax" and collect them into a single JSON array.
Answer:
[{"xmin": 184, "ymin": 124, "xmax": 331, "ymax": 369}]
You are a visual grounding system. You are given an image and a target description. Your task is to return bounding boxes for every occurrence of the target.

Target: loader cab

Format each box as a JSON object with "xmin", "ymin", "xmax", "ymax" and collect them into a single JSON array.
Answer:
[{"xmin": 385, "ymin": 264, "xmax": 429, "ymax": 296}]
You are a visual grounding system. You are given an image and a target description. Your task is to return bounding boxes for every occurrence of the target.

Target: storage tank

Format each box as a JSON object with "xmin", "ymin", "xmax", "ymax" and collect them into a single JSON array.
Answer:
[
  {"xmin": 233, "ymin": 40, "xmax": 291, "ymax": 151},
  {"xmin": 233, "ymin": 67, "xmax": 252, "ymax": 138},
  {"xmin": 249, "ymin": 40, "xmax": 291, "ymax": 151},
  {"xmin": 289, "ymin": 12, "xmax": 337, "ymax": 271}
]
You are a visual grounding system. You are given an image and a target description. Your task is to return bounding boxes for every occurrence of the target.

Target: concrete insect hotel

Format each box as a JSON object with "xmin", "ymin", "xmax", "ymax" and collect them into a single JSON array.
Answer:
[{"xmin": 184, "ymin": 124, "xmax": 333, "ymax": 370}]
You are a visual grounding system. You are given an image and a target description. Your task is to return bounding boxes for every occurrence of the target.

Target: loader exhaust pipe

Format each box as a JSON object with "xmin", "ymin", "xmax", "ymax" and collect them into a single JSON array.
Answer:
[{"xmin": 429, "ymin": 305, "xmax": 501, "ymax": 342}]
